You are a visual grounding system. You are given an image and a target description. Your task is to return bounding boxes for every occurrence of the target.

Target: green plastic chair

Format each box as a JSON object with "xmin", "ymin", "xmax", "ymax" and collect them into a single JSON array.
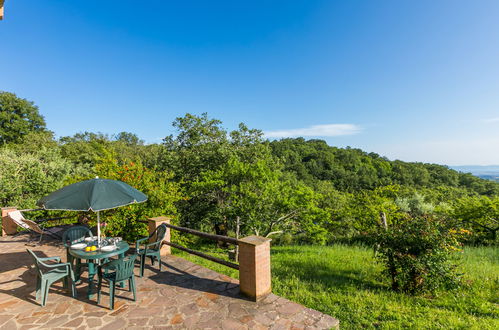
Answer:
[
  {"xmin": 136, "ymin": 224, "xmax": 167, "ymax": 277},
  {"xmin": 62, "ymin": 226, "xmax": 92, "ymax": 280},
  {"xmin": 97, "ymin": 255, "xmax": 137, "ymax": 310},
  {"xmin": 27, "ymin": 249, "xmax": 76, "ymax": 306}
]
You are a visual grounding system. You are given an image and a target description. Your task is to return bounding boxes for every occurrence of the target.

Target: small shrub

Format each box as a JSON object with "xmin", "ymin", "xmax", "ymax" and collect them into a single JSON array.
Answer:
[
  {"xmin": 375, "ymin": 215, "xmax": 470, "ymax": 294},
  {"xmin": 272, "ymin": 233, "xmax": 294, "ymax": 245}
]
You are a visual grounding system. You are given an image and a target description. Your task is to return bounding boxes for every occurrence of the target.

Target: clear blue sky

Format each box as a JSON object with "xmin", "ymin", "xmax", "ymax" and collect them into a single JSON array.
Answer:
[{"xmin": 1, "ymin": 0, "xmax": 498, "ymax": 165}]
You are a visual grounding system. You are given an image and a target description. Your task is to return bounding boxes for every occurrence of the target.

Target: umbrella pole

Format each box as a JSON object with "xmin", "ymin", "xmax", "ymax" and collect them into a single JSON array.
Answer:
[{"xmin": 97, "ymin": 211, "xmax": 101, "ymax": 247}]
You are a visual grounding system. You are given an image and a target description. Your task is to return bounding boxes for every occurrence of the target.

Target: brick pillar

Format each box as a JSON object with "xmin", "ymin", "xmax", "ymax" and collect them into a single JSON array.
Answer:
[
  {"xmin": 238, "ymin": 235, "xmax": 272, "ymax": 301},
  {"xmin": 1, "ymin": 207, "xmax": 18, "ymax": 237},
  {"xmin": 147, "ymin": 216, "xmax": 171, "ymax": 256}
]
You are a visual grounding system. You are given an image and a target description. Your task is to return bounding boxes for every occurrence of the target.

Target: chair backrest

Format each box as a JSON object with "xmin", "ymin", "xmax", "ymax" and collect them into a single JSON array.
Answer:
[
  {"xmin": 26, "ymin": 249, "xmax": 44, "ymax": 277},
  {"xmin": 148, "ymin": 224, "xmax": 167, "ymax": 250},
  {"xmin": 8, "ymin": 211, "xmax": 30, "ymax": 230},
  {"xmin": 114, "ymin": 255, "xmax": 137, "ymax": 281},
  {"xmin": 62, "ymin": 226, "xmax": 92, "ymax": 247}
]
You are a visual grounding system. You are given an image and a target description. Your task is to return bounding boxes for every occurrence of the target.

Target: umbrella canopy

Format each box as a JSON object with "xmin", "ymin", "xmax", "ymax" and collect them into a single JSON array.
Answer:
[
  {"xmin": 37, "ymin": 178, "xmax": 147, "ymax": 211},
  {"xmin": 37, "ymin": 178, "xmax": 147, "ymax": 245}
]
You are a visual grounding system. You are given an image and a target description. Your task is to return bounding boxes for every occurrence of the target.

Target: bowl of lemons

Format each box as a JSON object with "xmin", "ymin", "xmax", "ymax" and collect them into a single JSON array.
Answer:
[{"xmin": 84, "ymin": 245, "xmax": 97, "ymax": 252}]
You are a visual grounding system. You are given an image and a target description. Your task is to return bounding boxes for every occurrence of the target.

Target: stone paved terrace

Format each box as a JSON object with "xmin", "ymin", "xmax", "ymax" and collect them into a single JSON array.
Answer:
[{"xmin": 0, "ymin": 234, "xmax": 339, "ymax": 329}]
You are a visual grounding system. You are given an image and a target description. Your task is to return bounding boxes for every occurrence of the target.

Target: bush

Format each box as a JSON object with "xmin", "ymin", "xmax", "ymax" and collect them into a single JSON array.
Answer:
[
  {"xmin": 0, "ymin": 147, "xmax": 73, "ymax": 208},
  {"xmin": 375, "ymin": 215, "xmax": 469, "ymax": 294},
  {"xmin": 272, "ymin": 233, "xmax": 294, "ymax": 246}
]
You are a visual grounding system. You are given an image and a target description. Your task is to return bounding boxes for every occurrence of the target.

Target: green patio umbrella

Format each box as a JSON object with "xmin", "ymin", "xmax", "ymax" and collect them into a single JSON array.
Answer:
[{"xmin": 37, "ymin": 177, "xmax": 147, "ymax": 246}]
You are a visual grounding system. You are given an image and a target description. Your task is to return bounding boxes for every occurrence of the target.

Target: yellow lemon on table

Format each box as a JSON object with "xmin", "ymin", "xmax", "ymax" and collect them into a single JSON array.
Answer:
[
  {"xmin": 91, "ymin": 246, "xmax": 97, "ymax": 251},
  {"xmin": 85, "ymin": 247, "xmax": 91, "ymax": 252}
]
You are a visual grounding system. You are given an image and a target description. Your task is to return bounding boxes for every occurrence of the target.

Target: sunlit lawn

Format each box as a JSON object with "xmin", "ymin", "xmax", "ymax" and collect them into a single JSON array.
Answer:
[{"xmin": 173, "ymin": 245, "xmax": 499, "ymax": 329}]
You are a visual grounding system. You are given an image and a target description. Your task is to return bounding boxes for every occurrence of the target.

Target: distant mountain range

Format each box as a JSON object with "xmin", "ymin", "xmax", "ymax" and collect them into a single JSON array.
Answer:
[{"xmin": 450, "ymin": 165, "xmax": 499, "ymax": 182}]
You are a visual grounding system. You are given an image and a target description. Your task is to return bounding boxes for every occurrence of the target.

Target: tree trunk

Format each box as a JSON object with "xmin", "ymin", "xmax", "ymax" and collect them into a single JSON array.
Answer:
[
  {"xmin": 214, "ymin": 221, "xmax": 229, "ymax": 248},
  {"xmin": 379, "ymin": 212, "xmax": 387, "ymax": 230},
  {"xmin": 374, "ymin": 212, "xmax": 388, "ymax": 257},
  {"xmin": 389, "ymin": 256, "xmax": 399, "ymax": 291}
]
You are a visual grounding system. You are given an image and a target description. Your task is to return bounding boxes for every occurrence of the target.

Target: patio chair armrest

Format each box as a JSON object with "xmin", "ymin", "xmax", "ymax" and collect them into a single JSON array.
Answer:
[
  {"xmin": 137, "ymin": 242, "xmax": 163, "ymax": 256},
  {"xmin": 136, "ymin": 237, "xmax": 148, "ymax": 244},
  {"xmin": 39, "ymin": 256, "xmax": 62, "ymax": 262},
  {"xmin": 38, "ymin": 260, "xmax": 71, "ymax": 269},
  {"xmin": 136, "ymin": 236, "xmax": 148, "ymax": 249},
  {"xmin": 144, "ymin": 241, "xmax": 162, "ymax": 248}
]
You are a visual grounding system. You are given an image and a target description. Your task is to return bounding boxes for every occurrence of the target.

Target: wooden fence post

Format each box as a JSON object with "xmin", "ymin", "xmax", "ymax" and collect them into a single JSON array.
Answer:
[{"xmin": 238, "ymin": 235, "xmax": 272, "ymax": 301}]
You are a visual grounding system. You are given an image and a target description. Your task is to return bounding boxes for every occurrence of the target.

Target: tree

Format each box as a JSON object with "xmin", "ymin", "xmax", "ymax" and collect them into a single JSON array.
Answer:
[
  {"xmin": 452, "ymin": 196, "xmax": 499, "ymax": 243},
  {"xmin": 0, "ymin": 91, "xmax": 47, "ymax": 145},
  {"xmin": 0, "ymin": 147, "xmax": 72, "ymax": 208},
  {"xmin": 192, "ymin": 156, "xmax": 328, "ymax": 243},
  {"xmin": 59, "ymin": 132, "xmax": 111, "ymax": 176},
  {"xmin": 113, "ymin": 132, "xmax": 144, "ymax": 146},
  {"xmin": 7, "ymin": 131, "xmax": 58, "ymax": 154},
  {"xmin": 162, "ymin": 113, "xmax": 231, "ymax": 181}
]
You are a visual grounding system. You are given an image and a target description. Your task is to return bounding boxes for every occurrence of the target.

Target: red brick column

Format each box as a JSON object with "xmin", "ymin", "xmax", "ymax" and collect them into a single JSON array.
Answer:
[
  {"xmin": 1, "ymin": 207, "xmax": 18, "ymax": 236},
  {"xmin": 238, "ymin": 235, "xmax": 272, "ymax": 301},
  {"xmin": 147, "ymin": 216, "xmax": 171, "ymax": 256}
]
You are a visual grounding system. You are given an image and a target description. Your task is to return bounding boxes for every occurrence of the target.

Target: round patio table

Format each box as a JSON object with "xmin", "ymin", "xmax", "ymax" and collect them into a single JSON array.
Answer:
[{"xmin": 68, "ymin": 241, "xmax": 130, "ymax": 298}]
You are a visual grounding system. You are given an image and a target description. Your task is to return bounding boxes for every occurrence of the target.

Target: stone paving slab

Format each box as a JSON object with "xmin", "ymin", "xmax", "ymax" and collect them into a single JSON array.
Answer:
[{"xmin": 0, "ymin": 234, "xmax": 339, "ymax": 329}]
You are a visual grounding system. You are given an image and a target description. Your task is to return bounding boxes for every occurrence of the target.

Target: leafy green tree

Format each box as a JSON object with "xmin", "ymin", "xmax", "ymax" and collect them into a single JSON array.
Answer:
[
  {"xmin": 59, "ymin": 132, "xmax": 111, "ymax": 175},
  {"xmin": 314, "ymin": 181, "xmax": 355, "ymax": 239},
  {"xmin": 0, "ymin": 147, "xmax": 72, "ymax": 208},
  {"xmin": 7, "ymin": 131, "xmax": 58, "ymax": 154},
  {"xmin": 452, "ymin": 196, "xmax": 499, "ymax": 243},
  {"xmin": 0, "ymin": 92, "xmax": 47, "ymax": 145},
  {"xmin": 91, "ymin": 153, "xmax": 183, "ymax": 241},
  {"xmin": 162, "ymin": 113, "xmax": 231, "ymax": 181},
  {"xmin": 192, "ymin": 156, "xmax": 328, "ymax": 243},
  {"xmin": 113, "ymin": 131, "xmax": 144, "ymax": 146},
  {"xmin": 162, "ymin": 113, "xmax": 236, "ymax": 233}
]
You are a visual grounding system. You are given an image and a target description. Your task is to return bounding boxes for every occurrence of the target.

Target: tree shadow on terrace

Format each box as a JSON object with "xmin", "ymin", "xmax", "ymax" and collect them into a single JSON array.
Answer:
[
  {"xmin": 0, "ymin": 230, "xmax": 68, "ymax": 249},
  {"xmin": 146, "ymin": 258, "xmax": 251, "ymax": 302},
  {"xmin": 0, "ymin": 248, "xmax": 113, "ymax": 308},
  {"xmin": 0, "ymin": 250, "xmax": 76, "ymax": 306},
  {"xmin": 272, "ymin": 255, "xmax": 385, "ymax": 292}
]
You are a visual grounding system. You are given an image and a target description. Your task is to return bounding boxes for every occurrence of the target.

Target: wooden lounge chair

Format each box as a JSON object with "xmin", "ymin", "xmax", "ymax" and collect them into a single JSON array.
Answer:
[{"xmin": 7, "ymin": 210, "xmax": 63, "ymax": 244}]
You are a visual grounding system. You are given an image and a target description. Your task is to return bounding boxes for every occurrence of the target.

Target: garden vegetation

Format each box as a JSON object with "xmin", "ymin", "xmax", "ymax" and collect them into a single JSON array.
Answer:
[{"xmin": 1, "ymin": 91, "xmax": 498, "ymax": 328}]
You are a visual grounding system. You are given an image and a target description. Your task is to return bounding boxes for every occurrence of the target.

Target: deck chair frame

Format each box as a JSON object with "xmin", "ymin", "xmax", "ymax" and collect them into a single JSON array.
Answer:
[{"xmin": 7, "ymin": 210, "xmax": 63, "ymax": 244}]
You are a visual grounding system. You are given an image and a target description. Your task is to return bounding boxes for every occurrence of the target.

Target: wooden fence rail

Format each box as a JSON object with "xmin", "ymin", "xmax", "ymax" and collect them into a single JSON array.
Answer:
[
  {"xmin": 163, "ymin": 241, "xmax": 239, "ymax": 270},
  {"xmin": 138, "ymin": 220, "xmax": 238, "ymax": 245},
  {"xmin": 137, "ymin": 219, "xmax": 239, "ymax": 269},
  {"xmin": 143, "ymin": 216, "xmax": 272, "ymax": 301}
]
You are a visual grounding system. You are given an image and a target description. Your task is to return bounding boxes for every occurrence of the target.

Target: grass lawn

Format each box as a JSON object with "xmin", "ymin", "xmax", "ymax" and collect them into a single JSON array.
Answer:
[{"xmin": 173, "ymin": 245, "xmax": 499, "ymax": 329}]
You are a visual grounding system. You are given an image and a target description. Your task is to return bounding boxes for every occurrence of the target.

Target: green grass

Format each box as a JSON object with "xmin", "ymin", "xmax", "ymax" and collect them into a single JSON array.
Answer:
[{"xmin": 173, "ymin": 245, "xmax": 499, "ymax": 329}]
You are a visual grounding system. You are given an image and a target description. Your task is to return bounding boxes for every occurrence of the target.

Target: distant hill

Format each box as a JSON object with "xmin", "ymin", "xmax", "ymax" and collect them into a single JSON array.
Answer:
[
  {"xmin": 450, "ymin": 165, "xmax": 499, "ymax": 182},
  {"xmin": 269, "ymin": 138, "xmax": 499, "ymax": 196}
]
